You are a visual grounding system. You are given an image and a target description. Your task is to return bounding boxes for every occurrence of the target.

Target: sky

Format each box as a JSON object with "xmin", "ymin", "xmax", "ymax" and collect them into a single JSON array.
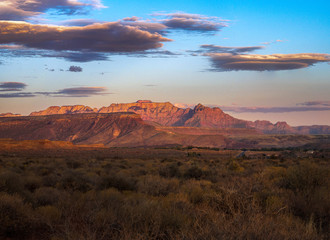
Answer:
[{"xmin": 0, "ymin": 0, "xmax": 329, "ymax": 126}]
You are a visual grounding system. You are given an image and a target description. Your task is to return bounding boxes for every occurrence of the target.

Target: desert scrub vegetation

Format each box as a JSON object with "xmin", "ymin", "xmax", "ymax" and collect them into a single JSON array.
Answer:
[{"xmin": 0, "ymin": 147, "xmax": 329, "ymax": 239}]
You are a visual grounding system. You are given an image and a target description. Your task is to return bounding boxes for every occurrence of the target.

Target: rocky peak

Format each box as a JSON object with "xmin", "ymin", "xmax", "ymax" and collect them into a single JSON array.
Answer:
[
  {"xmin": 274, "ymin": 121, "xmax": 293, "ymax": 130},
  {"xmin": 98, "ymin": 101, "xmax": 193, "ymax": 126},
  {"xmin": 194, "ymin": 103, "xmax": 206, "ymax": 111},
  {"xmin": 136, "ymin": 100, "xmax": 152, "ymax": 103},
  {"xmin": 274, "ymin": 121, "xmax": 289, "ymax": 128},
  {"xmin": 0, "ymin": 113, "xmax": 22, "ymax": 117}
]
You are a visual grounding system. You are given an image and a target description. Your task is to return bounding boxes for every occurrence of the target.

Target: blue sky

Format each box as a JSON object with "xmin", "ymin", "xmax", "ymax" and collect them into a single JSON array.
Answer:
[{"xmin": 0, "ymin": 0, "xmax": 329, "ymax": 125}]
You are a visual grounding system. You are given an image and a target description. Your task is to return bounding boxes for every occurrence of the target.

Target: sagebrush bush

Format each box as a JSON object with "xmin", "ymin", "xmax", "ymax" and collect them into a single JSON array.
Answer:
[
  {"xmin": 0, "ymin": 193, "xmax": 35, "ymax": 238},
  {"xmin": 97, "ymin": 173, "xmax": 136, "ymax": 191},
  {"xmin": 184, "ymin": 166, "xmax": 203, "ymax": 179},
  {"xmin": 0, "ymin": 171, "xmax": 24, "ymax": 194},
  {"xmin": 138, "ymin": 175, "xmax": 179, "ymax": 196},
  {"xmin": 279, "ymin": 162, "xmax": 330, "ymax": 232},
  {"xmin": 34, "ymin": 187, "xmax": 61, "ymax": 206}
]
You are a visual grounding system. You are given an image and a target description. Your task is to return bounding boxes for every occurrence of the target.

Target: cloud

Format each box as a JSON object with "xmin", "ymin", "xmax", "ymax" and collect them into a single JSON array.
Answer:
[
  {"xmin": 120, "ymin": 21, "xmax": 167, "ymax": 34},
  {"xmin": 174, "ymin": 103, "xmax": 195, "ymax": 109},
  {"xmin": 153, "ymin": 12, "xmax": 228, "ymax": 33},
  {"xmin": 0, "ymin": 45, "xmax": 176, "ymax": 62},
  {"xmin": 68, "ymin": 65, "xmax": 83, "ymax": 72},
  {"xmin": 0, "ymin": 83, "xmax": 109, "ymax": 97},
  {"xmin": 38, "ymin": 87, "xmax": 109, "ymax": 97},
  {"xmin": 43, "ymin": 51, "xmax": 109, "ymax": 62},
  {"xmin": 60, "ymin": 18, "xmax": 102, "ymax": 26},
  {"xmin": 0, "ymin": 0, "xmax": 106, "ymax": 20},
  {"xmin": 123, "ymin": 16, "xmax": 141, "ymax": 22},
  {"xmin": 261, "ymin": 39, "xmax": 286, "ymax": 45},
  {"xmin": 0, "ymin": 92, "xmax": 35, "ymax": 98},
  {"xmin": 206, "ymin": 53, "xmax": 330, "ymax": 71},
  {"xmin": 298, "ymin": 101, "xmax": 330, "ymax": 107},
  {"xmin": 190, "ymin": 44, "xmax": 264, "ymax": 55},
  {"xmin": 174, "ymin": 102, "xmax": 330, "ymax": 113},
  {"xmin": 219, "ymin": 106, "xmax": 330, "ymax": 113},
  {"xmin": 0, "ymin": 44, "xmax": 23, "ymax": 49},
  {"xmin": 125, "ymin": 50, "xmax": 180, "ymax": 58},
  {"xmin": 0, "ymin": 21, "xmax": 171, "ymax": 53},
  {"xmin": 0, "ymin": 47, "xmax": 109, "ymax": 62},
  {"xmin": 0, "ymin": 81, "xmax": 27, "ymax": 91}
]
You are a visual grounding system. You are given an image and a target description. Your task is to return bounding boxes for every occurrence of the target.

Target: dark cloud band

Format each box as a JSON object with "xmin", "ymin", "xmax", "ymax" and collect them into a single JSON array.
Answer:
[
  {"xmin": 206, "ymin": 53, "xmax": 330, "ymax": 71},
  {"xmin": 298, "ymin": 101, "xmax": 330, "ymax": 107},
  {"xmin": 0, "ymin": 86, "xmax": 109, "ymax": 98},
  {"xmin": 0, "ymin": 81, "xmax": 27, "ymax": 91},
  {"xmin": 0, "ymin": 92, "xmax": 35, "ymax": 98},
  {"xmin": 0, "ymin": 21, "xmax": 171, "ymax": 53}
]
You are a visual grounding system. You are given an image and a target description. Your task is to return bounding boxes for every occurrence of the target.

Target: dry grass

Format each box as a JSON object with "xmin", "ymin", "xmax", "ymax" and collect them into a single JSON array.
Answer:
[{"xmin": 0, "ymin": 146, "xmax": 329, "ymax": 239}]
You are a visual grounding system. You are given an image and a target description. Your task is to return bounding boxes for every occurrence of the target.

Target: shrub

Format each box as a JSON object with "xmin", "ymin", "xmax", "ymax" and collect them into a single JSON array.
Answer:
[
  {"xmin": 98, "ymin": 173, "xmax": 136, "ymax": 191},
  {"xmin": 0, "ymin": 193, "xmax": 34, "ymax": 238},
  {"xmin": 36, "ymin": 205, "xmax": 61, "ymax": 225},
  {"xmin": 227, "ymin": 160, "xmax": 244, "ymax": 172},
  {"xmin": 138, "ymin": 175, "xmax": 179, "ymax": 196},
  {"xmin": 0, "ymin": 171, "xmax": 24, "ymax": 194},
  {"xmin": 57, "ymin": 170, "xmax": 92, "ymax": 192},
  {"xmin": 34, "ymin": 187, "xmax": 61, "ymax": 206},
  {"xmin": 159, "ymin": 163, "xmax": 181, "ymax": 178},
  {"xmin": 24, "ymin": 175, "xmax": 42, "ymax": 192},
  {"xmin": 184, "ymin": 166, "xmax": 203, "ymax": 179},
  {"xmin": 279, "ymin": 161, "xmax": 330, "ymax": 231},
  {"xmin": 187, "ymin": 152, "xmax": 201, "ymax": 157}
]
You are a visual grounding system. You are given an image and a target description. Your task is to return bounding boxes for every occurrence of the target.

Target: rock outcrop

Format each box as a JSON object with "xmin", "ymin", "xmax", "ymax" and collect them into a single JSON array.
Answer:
[
  {"xmin": 0, "ymin": 113, "xmax": 22, "ymax": 117},
  {"xmin": 99, "ymin": 101, "xmax": 193, "ymax": 126},
  {"xmin": 30, "ymin": 105, "xmax": 97, "ymax": 116},
  {"xmin": 0, "ymin": 113, "xmax": 145, "ymax": 145},
  {"xmin": 184, "ymin": 104, "xmax": 249, "ymax": 128}
]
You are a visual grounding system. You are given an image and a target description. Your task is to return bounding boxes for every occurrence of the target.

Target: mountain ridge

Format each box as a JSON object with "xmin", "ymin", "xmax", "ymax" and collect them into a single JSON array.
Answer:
[
  {"xmin": 2, "ymin": 100, "xmax": 330, "ymax": 134},
  {"xmin": 0, "ymin": 100, "xmax": 330, "ymax": 134},
  {"xmin": 1, "ymin": 113, "xmax": 329, "ymax": 149}
]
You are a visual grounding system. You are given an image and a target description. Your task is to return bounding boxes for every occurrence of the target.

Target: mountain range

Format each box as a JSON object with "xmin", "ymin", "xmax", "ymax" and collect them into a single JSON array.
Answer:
[
  {"xmin": 28, "ymin": 100, "xmax": 330, "ymax": 135},
  {"xmin": 0, "ymin": 100, "xmax": 329, "ymax": 148}
]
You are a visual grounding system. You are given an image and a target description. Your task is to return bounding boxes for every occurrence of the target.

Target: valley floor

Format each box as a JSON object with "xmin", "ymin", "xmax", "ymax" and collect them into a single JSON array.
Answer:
[{"xmin": 0, "ymin": 143, "xmax": 329, "ymax": 239}]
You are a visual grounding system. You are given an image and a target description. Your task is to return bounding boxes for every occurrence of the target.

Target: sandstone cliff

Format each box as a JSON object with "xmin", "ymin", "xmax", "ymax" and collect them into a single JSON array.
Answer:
[
  {"xmin": 99, "ymin": 101, "xmax": 193, "ymax": 126},
  {"xmin": 29, "ymin": 105, "xmax": 97, "ymax": 116},
  {"xmin": 0, "ymin": 113, "xmax": 144, "ymax": 145}
]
